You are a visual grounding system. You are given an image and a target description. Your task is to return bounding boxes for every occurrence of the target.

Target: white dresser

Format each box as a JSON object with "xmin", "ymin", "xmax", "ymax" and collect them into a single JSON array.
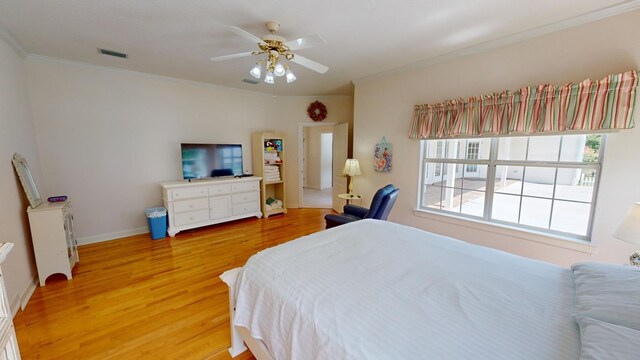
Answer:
[
  {"xmin": 27, "ymin": 200, "xmax": 78, "ymax": 286},
  {"xmin": 161, "ymin": 177, "xmax": 262, "ymax": 237},
  {"xmin": 0, "ymin": 243, "xmax": 21, "ymax": 359}
]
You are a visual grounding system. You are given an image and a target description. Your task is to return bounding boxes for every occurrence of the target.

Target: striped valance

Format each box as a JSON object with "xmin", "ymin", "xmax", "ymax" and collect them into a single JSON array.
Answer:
[{"xmin": 409, "ymin": 70, "xmax": 638, "ymax": 139}]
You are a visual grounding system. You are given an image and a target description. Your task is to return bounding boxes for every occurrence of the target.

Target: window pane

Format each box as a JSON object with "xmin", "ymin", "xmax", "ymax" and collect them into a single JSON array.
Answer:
[
  {"xmin": 465, "ymin": 139, "xmax": 491, "ymax": 160},
  {"xmin": 520, "ymin": 197, "xmax": 552, "ymax": 228},
  {"xmin": 441, "ymin": 164, "xmax": 464, "ymax": 188},
  {"xmin": 494, "ymin": 165, "xmax": 523, "ymax": 195},
  {"xmin": 555, "ymin": 168, "xmax": 594, "ymax": 202},
  {"xmin": 559, "ymin": 135, "xmax": 586, "ymax": 162},
  {"xmin": 461, "ymin": 191, "xmax": 484, "ymax": 217},
  {"xmin": 497, "ymin": 137, "xmax": 528, "ymax": 161},
  {"xmin": 522, "ymin": 167, "xmax": 556, "ymax": 198},
  {"xmin": 527, "ymin": 136, "xmax": 561, "ymax": 161},
  {"xmin": 560, "ymin": 134, "xmax": 601, "ymax": 163},
  {"xmin": 440, "ymin": 187, "xmax": 462, "ymax": 213},
  {"xmin": 423, "ymin": 185, "xmax": 443, "ymax": 209},
  {"xmin": 425, "ymin": 163, "xmax": 443, "ymax": 185},
  {"xmin": 491, "ymin": 193, "xmax": 520, "ymax": 223},
  {"xmin": 550, "ymin": 201, "xmax": 591, "ymax": 236},
  {"xmin": 426, "ymin": 139, "xmax": 464, "ymax": 159},
  {"xmin": 462, "ymin": 165, "xmax": 488, "ymax": 190}
]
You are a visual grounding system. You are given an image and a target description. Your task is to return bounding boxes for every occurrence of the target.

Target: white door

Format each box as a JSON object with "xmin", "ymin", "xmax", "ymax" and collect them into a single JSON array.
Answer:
[{"xmin": 332, "ymin": 123, "xmax": 349, "ymax": 212}]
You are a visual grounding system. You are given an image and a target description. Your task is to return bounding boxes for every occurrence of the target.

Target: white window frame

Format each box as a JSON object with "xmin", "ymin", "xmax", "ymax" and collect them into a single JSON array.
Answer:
[{"xmin": 418, "ymin": 135, "xmax": 605, "ymax": 241}]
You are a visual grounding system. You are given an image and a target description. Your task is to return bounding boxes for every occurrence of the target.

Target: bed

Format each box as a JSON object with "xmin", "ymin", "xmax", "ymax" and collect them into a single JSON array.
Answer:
[{"xmin": 220, "ymin": 219, "xmax": 640, "ymax": 359}]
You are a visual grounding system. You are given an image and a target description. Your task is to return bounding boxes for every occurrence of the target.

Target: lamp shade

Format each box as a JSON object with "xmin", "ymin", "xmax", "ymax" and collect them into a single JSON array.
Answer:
[
  {"xmin": 613, "ymin": 202, "xmax": 640, "ymax": 245},
  {"xmin": 343, "ymin": 159, "xmax": 362, "ymax": 177}
]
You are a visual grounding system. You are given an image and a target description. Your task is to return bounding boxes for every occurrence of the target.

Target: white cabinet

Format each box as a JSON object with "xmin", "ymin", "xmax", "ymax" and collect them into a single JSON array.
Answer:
[
  {"xmin": 162, "ymin": 177, "xmax": 262, "ymax": 237},
  {"xmin": 0, "ymin": 243, "xmax": 22, "ymax": 359},
  {"xmin": 27, "ymin": 200, "xmax": 78, "ymax": 286}
]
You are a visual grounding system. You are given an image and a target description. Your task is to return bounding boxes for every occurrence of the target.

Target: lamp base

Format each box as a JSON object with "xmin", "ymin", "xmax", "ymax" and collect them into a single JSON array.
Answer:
[{"xmin": 630, "ymin": 251, "xmax": 640, "ymax": 267}]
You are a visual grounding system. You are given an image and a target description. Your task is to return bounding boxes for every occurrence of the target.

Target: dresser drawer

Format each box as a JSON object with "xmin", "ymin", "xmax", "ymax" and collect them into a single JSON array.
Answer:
[
  {"xmin": 232, "ymin": 201, "xmax": 259, "ymax": 216},
  {"xmin": 208, "ymin": 184, "xmax": 231, "ymax": 196},
  {"xmin": 231, "ymin": 191, "xmax": 259, "ymax": 204},
  {"xmin": 231, "ymin": 181, "xmax": 259, "ymax": 193},
  {"xmin": 210, "ymin": 196, "xmax": 231, "ymax": 220},
  {"xmin": 174, "ymin": 209, "xmax": 209, "ymax": 226},
  {"xmin": 170, "ymin": 186, "xmax": 208, "ymax": 200},
  {"xmin": 173, "ymin": 197, "xmax": 209, "ymax": 213}
]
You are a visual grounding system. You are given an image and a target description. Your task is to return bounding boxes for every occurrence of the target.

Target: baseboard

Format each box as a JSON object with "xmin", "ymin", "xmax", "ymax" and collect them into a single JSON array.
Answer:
[
  {"xmin": 77, "ymin": 226, "xmax": 148, "ymax": 245},
  {"xmin": 10, "ymin": 275, "xmax": 37, "ymax": 318}
]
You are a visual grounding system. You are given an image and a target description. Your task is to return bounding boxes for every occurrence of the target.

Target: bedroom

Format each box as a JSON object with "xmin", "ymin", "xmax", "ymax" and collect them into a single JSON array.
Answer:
[{"xmin": 1, "ymin": 1, "xmax": 639, "ymax": 359}]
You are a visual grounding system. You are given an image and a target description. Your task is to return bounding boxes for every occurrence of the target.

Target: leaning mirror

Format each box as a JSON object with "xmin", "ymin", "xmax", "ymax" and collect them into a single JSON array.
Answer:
[{"xmin": 12, "ymin": 153, "xmax": 42, "ymax": 208}]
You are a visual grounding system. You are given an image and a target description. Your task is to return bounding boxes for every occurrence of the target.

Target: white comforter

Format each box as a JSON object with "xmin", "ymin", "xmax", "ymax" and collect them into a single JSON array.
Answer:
[{"xmin": 234, "ymin": 220, "xmax": 580, "ymax": 360}]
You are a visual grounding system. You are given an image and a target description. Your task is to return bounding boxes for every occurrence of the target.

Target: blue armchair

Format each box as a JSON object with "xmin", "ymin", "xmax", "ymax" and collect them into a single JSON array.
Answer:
[{"xmin": 325, "ymin": 184, "xmax": 399, "ymax": 229}]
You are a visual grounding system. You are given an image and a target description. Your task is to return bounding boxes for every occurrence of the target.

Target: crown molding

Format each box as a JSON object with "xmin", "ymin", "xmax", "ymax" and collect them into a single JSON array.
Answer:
[
  {"xmin": 353, "ymin": 0, "xmax": 640, "ymax": 85},
  {"xmin": 0, "ymin": 24, "xmax": 26, "ymax": 58}
]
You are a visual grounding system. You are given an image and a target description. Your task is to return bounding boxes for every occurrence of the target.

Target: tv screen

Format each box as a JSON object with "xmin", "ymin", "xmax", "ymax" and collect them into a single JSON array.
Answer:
[{"xmin": 181, "ymin": 143, "xmax": 243, "ymax": 179}]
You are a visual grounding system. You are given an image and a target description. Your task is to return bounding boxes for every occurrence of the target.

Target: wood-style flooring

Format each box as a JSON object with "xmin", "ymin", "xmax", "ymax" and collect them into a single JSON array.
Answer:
[{"xmin": 14, "ymin": 208, "xmax": 332, "ymax": 359}]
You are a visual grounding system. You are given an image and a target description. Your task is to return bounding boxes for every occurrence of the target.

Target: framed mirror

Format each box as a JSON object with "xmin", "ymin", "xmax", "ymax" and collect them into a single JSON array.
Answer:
[{"xmin": 12, "ymin": 153, "xmax": 42, "ymax": 209}]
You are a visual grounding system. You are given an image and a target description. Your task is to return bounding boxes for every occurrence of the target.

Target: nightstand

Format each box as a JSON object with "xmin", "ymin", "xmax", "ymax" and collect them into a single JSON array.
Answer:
[{"xmin": 338, "ymin": 193, "xmax": 362, "ymax": 205}]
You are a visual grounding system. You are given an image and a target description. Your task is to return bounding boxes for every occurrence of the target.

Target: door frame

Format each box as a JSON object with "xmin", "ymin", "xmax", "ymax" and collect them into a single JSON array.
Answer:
[{"xmin": 298, "ymin": 122, "xmax": 336, "ymax": 208}]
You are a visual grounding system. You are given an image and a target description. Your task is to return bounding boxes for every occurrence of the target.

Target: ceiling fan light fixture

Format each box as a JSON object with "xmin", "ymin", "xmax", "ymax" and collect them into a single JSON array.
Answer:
[
  {"xmin": 273, "ymin": 62, "xmax": 286, "ymax": 77},
  {"xmin": 286, "ymin": 69, "xmax": 296, "ymax": 83},
  {"xmin": 249, "ymin": 63, "xmax": 262, "ymax": 79},
  {"xmin": 264, "ymin": 71, "xmax": 275, "ymax": 84}
]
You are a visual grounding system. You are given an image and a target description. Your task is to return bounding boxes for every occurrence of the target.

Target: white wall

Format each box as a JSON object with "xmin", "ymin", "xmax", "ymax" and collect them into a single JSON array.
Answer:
[
  {"xmin": 24, "ymin": 57, "xmax": 352, "ymax": 243},
  {"xmin": 352, "ymin": 9, "xmax": 640, "ymax": 267},
  {"xmin": 304, "ymin": 125, "xmax": 334, "ymax": 190},
  {"xmin": 320, "ymin": 133, "xmax": 333, "ymax": 189},
  {"xmin": 0, "ymin": 36, "xmax": 40, "ymax": 314}
]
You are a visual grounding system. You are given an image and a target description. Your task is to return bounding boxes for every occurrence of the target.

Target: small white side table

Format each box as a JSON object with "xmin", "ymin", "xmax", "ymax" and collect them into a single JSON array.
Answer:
[{"xmin": 338, "ymin": 193, "xmax": 362, "ymax": 205}]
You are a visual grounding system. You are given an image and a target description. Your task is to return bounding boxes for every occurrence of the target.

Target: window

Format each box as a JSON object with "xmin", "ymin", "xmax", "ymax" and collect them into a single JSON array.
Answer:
[{"xmin": 420, "ymin": 135, "xmax": 604, "ymax": 240}]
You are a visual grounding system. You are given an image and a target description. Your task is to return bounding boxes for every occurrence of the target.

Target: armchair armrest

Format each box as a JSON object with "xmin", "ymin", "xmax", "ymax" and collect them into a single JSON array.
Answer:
[
  {"xmin": 324, "ymin": 213, "xmax": 361, "ymax": 229},
  {"xmin": 343, "ymin": 204, "xmax": 368, "ymax": 219}
]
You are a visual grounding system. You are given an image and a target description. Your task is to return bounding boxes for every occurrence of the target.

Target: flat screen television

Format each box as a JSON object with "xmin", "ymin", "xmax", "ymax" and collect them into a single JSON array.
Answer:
[{"xmin": 181, "ymin": 143, "xmax": 243, "ymax": 179}]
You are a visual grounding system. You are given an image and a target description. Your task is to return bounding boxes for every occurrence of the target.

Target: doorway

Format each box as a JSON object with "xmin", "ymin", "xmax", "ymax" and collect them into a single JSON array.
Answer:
[{"xmin": 301, "ymin": 125, "xmax": 334, "ymax": 208}]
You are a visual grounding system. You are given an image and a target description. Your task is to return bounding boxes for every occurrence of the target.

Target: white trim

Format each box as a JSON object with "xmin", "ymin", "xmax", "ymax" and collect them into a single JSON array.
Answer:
[
  {"xmin": 10, "ymin": 275, "xmax": 37, "ymax": 318},
  {"xmin": 0, "ymin": 24, "xmax": 26, "ymax": 58},
  {"xmin": 413, "ymin": 209, "xmax": 596, "ymax": 254},
  {"xmin": 353, "ymin": 0, "xmax": 640, "ymax": 84},
  {"xmin": 76, "ymin": 226, "xmax": 148, "ymax": 245}
]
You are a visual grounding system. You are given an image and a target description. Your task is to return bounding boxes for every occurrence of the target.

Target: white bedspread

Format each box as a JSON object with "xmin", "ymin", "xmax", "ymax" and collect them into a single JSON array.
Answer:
[{"xmin": 234, "ymin": 220, "xmax": 580, "ymax": 360}]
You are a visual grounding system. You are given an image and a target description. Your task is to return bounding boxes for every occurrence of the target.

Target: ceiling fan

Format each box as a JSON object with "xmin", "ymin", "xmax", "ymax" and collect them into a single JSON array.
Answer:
[{"xmin": 210, "ymin": 21, "xmax": 329, "ymax": 84}]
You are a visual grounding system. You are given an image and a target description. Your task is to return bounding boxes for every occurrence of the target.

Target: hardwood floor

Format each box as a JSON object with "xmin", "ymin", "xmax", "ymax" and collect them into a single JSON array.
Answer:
[{"xmin": 14, "ymin": 208, "xmax": 332, "ymax": 359}]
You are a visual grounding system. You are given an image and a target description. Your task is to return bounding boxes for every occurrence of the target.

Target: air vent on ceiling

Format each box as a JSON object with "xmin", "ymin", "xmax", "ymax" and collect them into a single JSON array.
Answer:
[
  {"xmin": 97, "ymin": 48, "xmax": 128, "ymax": 59},
  {"xmin": 242, "ymin": 78, "xmax": 260, "ymax": 85}
]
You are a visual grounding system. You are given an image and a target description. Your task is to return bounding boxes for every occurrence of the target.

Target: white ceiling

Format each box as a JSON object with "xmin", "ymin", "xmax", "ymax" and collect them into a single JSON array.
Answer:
[{"xmin": 0, "ymin": 0, "xmax": 638, "ymax": 96}]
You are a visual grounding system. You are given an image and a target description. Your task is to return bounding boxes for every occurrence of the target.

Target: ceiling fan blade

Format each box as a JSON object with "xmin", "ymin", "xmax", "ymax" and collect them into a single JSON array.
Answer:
[
  {"xmin": 210, "ymin": 51, "xmax": 254, "ymax": 62},
  {"xmin": 285, "ymin": 35, "xmax": 326, "ymax": 51},
  {"xmin": 290, "ymin": 54, "xmax": 329, "ymax": 74},
  {"xmin": 227, "ymin": 26, "xmax": 265, "ymax": 45}
]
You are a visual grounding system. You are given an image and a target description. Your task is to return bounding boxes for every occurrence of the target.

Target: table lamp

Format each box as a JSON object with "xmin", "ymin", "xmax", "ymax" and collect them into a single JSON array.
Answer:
[
  {"xmin": 613, "ymin": 202, "xmax": 640, "ymax": 266},
  {"xmin": 343, "ymin": 159, "xmax": 361, "ymax": 195}
]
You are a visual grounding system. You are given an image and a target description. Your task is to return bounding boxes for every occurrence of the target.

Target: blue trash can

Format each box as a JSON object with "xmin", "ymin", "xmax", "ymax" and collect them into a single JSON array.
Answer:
[{"xmin": 145, "ymin": 207, "xmax": 167, "ymax": 240}]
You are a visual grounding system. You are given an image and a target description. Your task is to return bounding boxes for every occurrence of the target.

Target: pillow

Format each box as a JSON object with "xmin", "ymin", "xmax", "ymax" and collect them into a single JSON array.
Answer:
[
  {"xmin": 575, "ymin": 316, "xmax": 640, "ymax": 360},
  {"xmin": 571, "ymin": 262, "xmax": 640, "ymax": 330}
]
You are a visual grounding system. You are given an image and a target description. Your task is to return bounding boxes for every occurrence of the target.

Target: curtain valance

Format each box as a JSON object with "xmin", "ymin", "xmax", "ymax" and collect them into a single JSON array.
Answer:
[{"xmin": 409, "ymin": 70, "xmax": 637, "ymax": 139}]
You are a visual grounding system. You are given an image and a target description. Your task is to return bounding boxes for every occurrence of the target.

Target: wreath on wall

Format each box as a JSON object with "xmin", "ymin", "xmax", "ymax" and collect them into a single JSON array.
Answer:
[{"xmin": 307, "ymin": 101, "xmax": 328, "ymax": 122}]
